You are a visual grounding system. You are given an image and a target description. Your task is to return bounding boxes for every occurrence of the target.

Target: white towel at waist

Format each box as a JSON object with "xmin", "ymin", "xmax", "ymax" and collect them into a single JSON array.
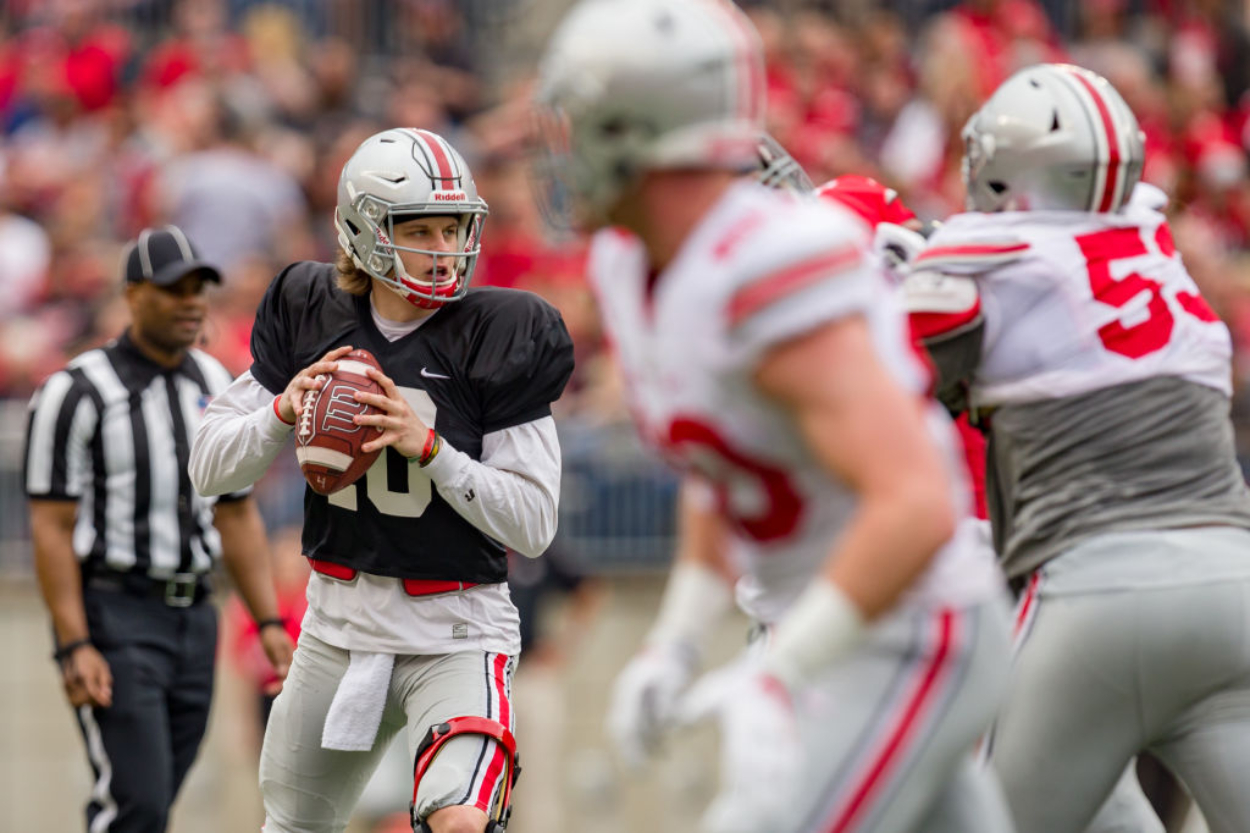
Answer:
[{"xmin": 321, "ymin": 650, "xmax": 396, "ymax": 751}]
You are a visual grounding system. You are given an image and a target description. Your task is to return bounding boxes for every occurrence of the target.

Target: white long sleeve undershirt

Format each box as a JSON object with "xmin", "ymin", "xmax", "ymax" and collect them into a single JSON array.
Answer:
[
  {"xmin": 189, "ymin": 370, "xmax": 562, "ymax": 558},
  {"xmin": 189, "ymin": 369, "xmax": 564, "ymax": 655}
]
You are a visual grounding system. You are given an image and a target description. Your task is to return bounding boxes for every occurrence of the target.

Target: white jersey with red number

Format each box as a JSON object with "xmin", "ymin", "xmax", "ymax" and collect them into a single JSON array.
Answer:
[
  {"xmin": 911, "ymin": 183, "xmax": 1250, "ymax": 578},
  {"xmin": 914, "ymin": 183, "xmax": 1232, "ymax": 408},
  {"xmin": 588, "ymin": 181, "xmax": 1002, "ymax": 624}
]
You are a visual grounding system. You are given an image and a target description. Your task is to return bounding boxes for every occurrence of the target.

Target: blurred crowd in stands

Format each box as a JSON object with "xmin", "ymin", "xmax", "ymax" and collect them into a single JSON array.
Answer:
[
  {"xmin": 5, "ymin": 0, "xmax": 1250, "ymax": 456},
  {"xmin": 5, "ymin": 5, "xmax": 1248, "ymax": 828}
]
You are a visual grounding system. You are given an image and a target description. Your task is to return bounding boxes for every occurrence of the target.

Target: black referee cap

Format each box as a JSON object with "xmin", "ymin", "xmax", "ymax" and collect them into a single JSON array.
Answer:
[{"xmin": 123, "ymin": 226, "xmax": 222, "ymax": 286}]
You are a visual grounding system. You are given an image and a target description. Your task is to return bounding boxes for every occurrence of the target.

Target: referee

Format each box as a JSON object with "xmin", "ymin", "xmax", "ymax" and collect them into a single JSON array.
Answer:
[{"xmin": 23, "ymin": 226, "xmax": 294, "ymax": 833}]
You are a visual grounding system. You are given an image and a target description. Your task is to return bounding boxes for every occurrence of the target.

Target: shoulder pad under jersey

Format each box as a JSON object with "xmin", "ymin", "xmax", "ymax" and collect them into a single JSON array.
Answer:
[
  {"xmin": 912, "ymin": 215, "xmax": 1030, "ymax": 275},
  {"xmin": 904, "ymin": 269, "xmax": 981, "ymax": 340},
  {"xmin": 723, "ymin": 195, "xmax": 869, "ymax": 308},
  {"xmin": 1127, "ymin": 182, "xmax": 1169, "ymax": 213}
]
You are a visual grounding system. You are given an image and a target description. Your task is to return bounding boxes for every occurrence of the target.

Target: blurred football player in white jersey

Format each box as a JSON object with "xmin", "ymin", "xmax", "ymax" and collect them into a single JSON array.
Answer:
[
  {"xmin": 535, "ymin": 2, "xmax": 1013, "ymax": 832},
  {"xmin": 601, "ymin": 133, "xmax": 820, "ymax": 773},
  {"xmin": 907, "ymin": 62, "xmax": 1250, "ymax": 833}
]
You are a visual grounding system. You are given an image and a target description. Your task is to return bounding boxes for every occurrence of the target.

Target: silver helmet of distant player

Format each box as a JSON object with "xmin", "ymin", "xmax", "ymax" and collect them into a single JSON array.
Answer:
[
  {"xmin": 533, "ymin": 0, "xmax": 766, "ymax": 230},
  {"xmin": 755, "ymin": 132, "xmax": 814, "ymax": 193},
  {"xmin": 961, "ymin": 63, "xmax": 1145, "ymax": 214},
  {"xmin": 335, "ymin": 128, "xmax": 489, "ymax": 309}
]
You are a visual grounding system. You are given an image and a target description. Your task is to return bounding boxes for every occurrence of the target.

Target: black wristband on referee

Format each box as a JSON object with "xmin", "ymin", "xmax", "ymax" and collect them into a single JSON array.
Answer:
[
  {"xmin": 53, "ymin": 638, "xmax": 92, "ymax": 663},
  {"xmin": 257, "ymin": 617, "xmax": 286, "ymax": 632}
]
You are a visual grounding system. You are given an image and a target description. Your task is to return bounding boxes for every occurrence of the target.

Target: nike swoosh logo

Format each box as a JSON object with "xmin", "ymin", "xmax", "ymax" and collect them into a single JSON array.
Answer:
[{"xmin": 420, "ymin": 367, "xmax": 451, "ymax": 380}]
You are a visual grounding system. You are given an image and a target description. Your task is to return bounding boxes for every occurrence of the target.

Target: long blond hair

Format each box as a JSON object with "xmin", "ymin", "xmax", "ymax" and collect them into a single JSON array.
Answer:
[{"xmin": 334, "ymin": 248, "xmax": 372, "ymax": 296}]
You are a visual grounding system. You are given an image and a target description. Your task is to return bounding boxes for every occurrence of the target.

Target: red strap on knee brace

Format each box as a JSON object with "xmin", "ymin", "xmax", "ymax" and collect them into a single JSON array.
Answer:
[{"xmin": 413, "ymin": 716, "xmax": 520, "ymax": 824}]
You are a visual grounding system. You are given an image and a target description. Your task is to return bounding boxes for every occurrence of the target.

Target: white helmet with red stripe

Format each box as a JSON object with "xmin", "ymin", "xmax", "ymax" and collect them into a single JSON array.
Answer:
[
  {"xmin": 534, "ymin": 0, "xmax": 765, "ymax": 228},
  {"xmin": 962, "ymin": 63, "xmax": 1145, "ymax": 214},
  {"xmin": 335, "ymin": 128, "xmax": 488, "ymax": 309}
]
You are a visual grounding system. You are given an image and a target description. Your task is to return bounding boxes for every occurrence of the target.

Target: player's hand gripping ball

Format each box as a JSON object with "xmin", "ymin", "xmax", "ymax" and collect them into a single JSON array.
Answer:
[{"xmin": 295, "ymin": 348, "xmax": 384, "ymax": 494}]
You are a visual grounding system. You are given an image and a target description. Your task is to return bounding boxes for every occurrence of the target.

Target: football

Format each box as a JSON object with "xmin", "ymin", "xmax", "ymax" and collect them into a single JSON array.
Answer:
[{"xmin": 294, "ymin": 348, "xmax": 384, "ymax": 495}]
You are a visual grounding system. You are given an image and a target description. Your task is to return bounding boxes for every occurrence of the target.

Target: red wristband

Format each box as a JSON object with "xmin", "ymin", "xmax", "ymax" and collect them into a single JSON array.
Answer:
[
  {"xmin": 417, "ymin": 428, "xmax": 438, "ymax": 465},
  {"xmin": 273, "ymin": 396, "xmax": 295, "ymax": 426}
]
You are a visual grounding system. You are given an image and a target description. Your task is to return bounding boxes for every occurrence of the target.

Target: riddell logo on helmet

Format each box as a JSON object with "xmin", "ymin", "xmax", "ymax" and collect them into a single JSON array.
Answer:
[{"xmin": 433, "ymin": 191, "xmax": 467, "ymax": 201}]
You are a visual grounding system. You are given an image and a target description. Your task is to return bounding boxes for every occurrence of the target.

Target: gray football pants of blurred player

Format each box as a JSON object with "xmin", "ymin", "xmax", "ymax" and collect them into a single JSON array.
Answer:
[
  {"xmin": 259, "ymin": 632, "xmax": 515, "ymax": 832},
  {"xmin": 990, "ymin": 526, "xmax": 1250, "ymax": 833},
  {"xmin": 1083, "ymin": 763, "xmax": 1166, "ymax": 833},
  {"xmin": 786, "ymin": 596, "xmax": 1014, "ymax": 833}
]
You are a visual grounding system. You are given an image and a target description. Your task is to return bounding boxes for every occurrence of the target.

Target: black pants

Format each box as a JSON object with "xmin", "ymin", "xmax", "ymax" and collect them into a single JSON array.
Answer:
[{"xmin": 75, "ymin": 585, "xmax": 217, "ymax": 832}]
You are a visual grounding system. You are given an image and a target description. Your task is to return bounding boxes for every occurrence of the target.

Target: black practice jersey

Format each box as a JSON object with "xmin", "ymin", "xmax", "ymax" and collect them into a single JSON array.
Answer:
[{"xmin": 250, "ymin": 262, "xmax": 575, "ymax": 581}]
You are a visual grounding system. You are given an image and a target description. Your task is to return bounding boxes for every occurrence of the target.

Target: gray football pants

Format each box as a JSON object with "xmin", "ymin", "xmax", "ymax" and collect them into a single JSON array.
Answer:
[
  {"xmin": 260, "ymin": 633, "xmax": 516, "ymax": 833},
  {"xmin": 785, "ymin": 596, "xmax": 1014, "ymax": 833},
  {"xmin": 1084, "ymin": 763, "xmax": 1165, "ymax": 833},
  {"xmin": 991, "ymin": 527, "xmax": 1250, "ymax": 833}
]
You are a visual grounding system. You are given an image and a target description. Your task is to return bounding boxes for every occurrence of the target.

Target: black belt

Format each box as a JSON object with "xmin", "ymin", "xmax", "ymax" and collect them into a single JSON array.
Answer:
[{"xmin": 85, "ymin": 570, "xmax": 212, "ymax": 608}]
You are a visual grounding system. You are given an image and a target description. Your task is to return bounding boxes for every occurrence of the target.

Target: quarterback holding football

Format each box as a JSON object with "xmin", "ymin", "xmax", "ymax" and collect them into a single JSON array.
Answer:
[{"xmin": 189, "ymin": 127, "xmax": 574, "ymax": 833}]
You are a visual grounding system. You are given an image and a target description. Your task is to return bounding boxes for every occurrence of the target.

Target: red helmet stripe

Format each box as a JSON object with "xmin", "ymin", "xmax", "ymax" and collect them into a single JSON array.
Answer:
[
  {"xmin": 699, "ymin": 0, "xmax": 763, "ymax": 122},
  {"xmin": 1067, "ymin": 70, "xmax": 1122, "ymax": 213},
  {"xmin": 409, "ymin": 128, "xmax": 457, "ymax": 187}
]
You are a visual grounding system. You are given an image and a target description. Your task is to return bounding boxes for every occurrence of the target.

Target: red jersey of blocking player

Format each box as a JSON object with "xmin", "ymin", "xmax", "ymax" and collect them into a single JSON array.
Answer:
[{"xmin": 816, "ymin": 175, "xmax": 989, "ymax": 520}]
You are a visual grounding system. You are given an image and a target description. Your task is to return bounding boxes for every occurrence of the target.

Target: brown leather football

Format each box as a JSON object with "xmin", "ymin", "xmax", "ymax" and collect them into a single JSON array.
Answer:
[{"xmin": 294, "ymin": 348, "xmax": 384, "ymax": 495}]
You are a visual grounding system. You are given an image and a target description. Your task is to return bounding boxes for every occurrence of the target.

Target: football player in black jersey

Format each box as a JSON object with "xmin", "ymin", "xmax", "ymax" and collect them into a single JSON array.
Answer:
[{"xmin": 190, "ymin": 127, "xmax": 574, "ymax": 833}]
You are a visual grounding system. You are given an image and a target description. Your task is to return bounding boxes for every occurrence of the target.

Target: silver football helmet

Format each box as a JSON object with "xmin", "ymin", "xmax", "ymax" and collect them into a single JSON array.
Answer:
[
  {"xmin": 534, "ymin": 0, "xmax": 766, "ymax": 228},
  {"xmin": 962, "ymin": 63, "xmax": 1145, "ymax": 214},
  {"xmin": 335, "ymin": 128, "xmax": 488, "ymax": 309},
  {"xmin": 755, "ymin": 133, "xmax": 814, "ymax": 193}
]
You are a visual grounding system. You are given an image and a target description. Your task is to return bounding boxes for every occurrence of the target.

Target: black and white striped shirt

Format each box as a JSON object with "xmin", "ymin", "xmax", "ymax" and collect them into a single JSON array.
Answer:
[{"xmin": 24, "ymin": 330, "xmax": 248, "ymax": 578}]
